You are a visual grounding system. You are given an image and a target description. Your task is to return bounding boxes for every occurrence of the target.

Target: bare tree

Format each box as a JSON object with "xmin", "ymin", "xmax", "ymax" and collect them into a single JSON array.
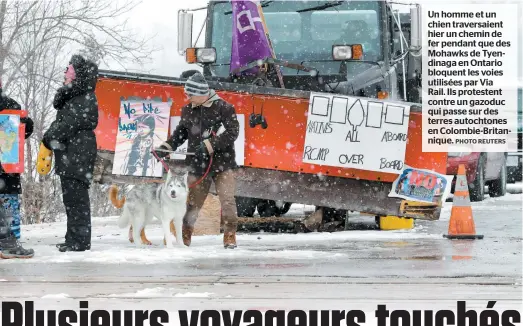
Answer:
[
  {"xmin": 0, "ymin": 0, "xmax": 158, "ymax": 89},
  {"xmin": 13, "ymin": 34, "xmax": 68, "ymax": 224},
  {"xmin": 0, "ymin": 0, "xmax": 159, "ymax": 223}
]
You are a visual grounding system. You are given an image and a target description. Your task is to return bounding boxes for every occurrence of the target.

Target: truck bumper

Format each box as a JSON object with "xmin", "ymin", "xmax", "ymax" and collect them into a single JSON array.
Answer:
[
  {"xmin": 94, "ymin": 151, "xmax": 442, "ymax": 221},
  {"xmin": 233, "ymin": 167, "xmax": 441, "ymax": 221}
]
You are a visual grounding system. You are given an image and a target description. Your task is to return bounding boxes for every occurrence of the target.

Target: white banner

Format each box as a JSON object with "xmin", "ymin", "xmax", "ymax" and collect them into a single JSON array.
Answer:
[
  {"xmin": 302, "ymin": 92, "xmax": 411, "ymax": 174},
  {"xmin": 169, "ymin": 114, "xmax": 245, "ymax": 166}
]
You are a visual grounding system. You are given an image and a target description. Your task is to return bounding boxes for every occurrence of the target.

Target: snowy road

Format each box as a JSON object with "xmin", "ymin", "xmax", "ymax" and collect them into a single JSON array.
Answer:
[{"xmin": 1, "ymin": 185, "xmax": 521, "ymax": 314}]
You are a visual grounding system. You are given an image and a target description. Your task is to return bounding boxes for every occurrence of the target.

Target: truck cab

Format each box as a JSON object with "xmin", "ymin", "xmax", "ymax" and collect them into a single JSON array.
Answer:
[{"xmin": 181, "ymin": 1, "xmax": 421, "ymax": 103}]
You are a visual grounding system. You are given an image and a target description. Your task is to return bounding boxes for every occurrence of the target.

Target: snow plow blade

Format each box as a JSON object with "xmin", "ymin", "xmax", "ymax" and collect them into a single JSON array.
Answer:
[
  {"xmin": 92, "ymin": 70, "xmax": 448, "ymax": 224},
  {"xmin": 94, "ymin": 152, "xmax": 442, "ymax": 222}
]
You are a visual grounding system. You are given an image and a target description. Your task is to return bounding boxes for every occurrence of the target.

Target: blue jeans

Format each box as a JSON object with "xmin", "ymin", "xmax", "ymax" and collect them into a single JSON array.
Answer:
[{"xmin": 0, "ymin": 194, "xmax": 21, "ymax": 239}]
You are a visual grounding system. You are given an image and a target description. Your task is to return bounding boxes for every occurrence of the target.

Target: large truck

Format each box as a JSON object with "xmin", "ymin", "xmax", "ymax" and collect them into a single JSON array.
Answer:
[{"xmin": 92, "ymin": 1, "xmax": 448, "ymax": 229}]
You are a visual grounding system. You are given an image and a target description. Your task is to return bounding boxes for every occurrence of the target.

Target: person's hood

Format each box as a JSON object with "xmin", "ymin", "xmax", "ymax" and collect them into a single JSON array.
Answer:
[{"xmin": 69, "ymin": 55, "xmax": 98, "ymax": 93}]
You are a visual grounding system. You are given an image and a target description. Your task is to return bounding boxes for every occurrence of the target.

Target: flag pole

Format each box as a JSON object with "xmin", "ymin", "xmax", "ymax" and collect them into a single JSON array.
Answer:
[{"xmin": 256, "ymin": 2, "xmax": 285, "ymax": 89}]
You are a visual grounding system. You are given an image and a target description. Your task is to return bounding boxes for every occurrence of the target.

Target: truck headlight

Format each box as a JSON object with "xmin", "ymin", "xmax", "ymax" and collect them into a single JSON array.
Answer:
[
  {"xmin": 332, "ymin": 44, "xmax": 363, "ymax": 60},
  {"xmin": 185, "ymin": 47, "xmax": 217, "ymax": 64}
]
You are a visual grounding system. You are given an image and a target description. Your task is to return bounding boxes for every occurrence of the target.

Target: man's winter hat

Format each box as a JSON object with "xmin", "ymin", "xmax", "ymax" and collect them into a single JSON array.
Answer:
[{"xmin": 184, "ymin": 72, "xmax": 210, "ymax": 96}]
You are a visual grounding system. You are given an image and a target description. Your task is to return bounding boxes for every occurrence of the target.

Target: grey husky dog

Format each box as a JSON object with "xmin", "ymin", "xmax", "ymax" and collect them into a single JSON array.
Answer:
[{"xmin": 110, "ymin": 170, "xmax": 189, "ymax": 248}]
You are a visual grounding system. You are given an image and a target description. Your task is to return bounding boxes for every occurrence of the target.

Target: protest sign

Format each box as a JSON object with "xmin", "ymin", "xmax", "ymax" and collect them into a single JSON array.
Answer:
[{"xmin": 302, "ymin": 92, "xmax": 411, "ymax": 174}]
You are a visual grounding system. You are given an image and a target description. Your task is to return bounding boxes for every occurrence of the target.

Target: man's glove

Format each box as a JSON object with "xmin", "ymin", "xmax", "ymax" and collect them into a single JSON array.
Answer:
[
  {"xmin": 20, "ymin": 117, "xmax": 34, "ymax": 139},
  {"xmin": 37, "ymin": 142, "xmax": 53, "ymax": 175},
  {"xmin": 20, "ymin": 117, "xmax": 33, "ymax": 126},
  {"xmin": 153, "ymin": 144, "xmax": 171, "ymax": 160}
]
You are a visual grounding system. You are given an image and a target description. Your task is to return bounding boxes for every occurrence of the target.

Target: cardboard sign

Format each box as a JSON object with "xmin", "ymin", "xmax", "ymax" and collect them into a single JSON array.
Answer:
[
  {"xmin": 302, "ymin": 92, "xmax": 411, "ymax": 174},
  {"xmin": 388, "ymin": 165, "xmax": 454, "ymax": 204},
  {"xmin": 0, "ymin": 110, "xmax": 27, "ymax": 174},
  {"xmin": 112, "ymin": 97, "xmax": 171, "ymax": 178},
  {"xmin": 169, "ymin": 114, "xmax": 245, "ymax": 166}
]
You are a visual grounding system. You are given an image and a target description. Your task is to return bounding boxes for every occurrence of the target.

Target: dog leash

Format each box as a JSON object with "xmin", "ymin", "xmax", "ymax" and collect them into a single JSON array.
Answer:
[{"xmin": 151, "ymin": 149, "xmax": 213, "ymax": 189}]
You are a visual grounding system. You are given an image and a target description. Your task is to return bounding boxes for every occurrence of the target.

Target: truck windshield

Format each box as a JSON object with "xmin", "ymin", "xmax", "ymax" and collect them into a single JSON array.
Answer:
[{"xmin": 208, "ymin": 1, "xmax": 382, "ymax": 77}]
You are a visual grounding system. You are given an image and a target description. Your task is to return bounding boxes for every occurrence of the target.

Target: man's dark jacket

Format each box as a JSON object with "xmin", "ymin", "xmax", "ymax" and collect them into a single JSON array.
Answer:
[
  {"xmin": 42, "ymin": 55, "xmax": 99, "ymax": 184},
  {"xmin": 0, "ymin": 93, "xmax": 34, "ymax": 194},
  {"xmin": 162, "ymin": 90, "xmax": 240, "ymax": 175}
]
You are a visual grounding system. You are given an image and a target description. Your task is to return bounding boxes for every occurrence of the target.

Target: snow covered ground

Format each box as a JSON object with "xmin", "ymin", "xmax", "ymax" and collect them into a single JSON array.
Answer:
[{"xmin": 1, "ymin": 184, "xmax": 521, "ymax": 315}]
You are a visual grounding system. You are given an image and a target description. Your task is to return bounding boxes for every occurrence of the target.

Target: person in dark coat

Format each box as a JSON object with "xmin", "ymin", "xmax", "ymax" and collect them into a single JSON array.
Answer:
[
  {"xmin": 40, "ymin": 54, "xmax": 99, "ymax": 252},
  {"xmin": 0, "ymin": 83, "xmax": 34, "ymax": 240},
  {"xmin": 0, "ymin": 161, "xmax": 34, "ymax": 259},
  {"xmin": 155, "ymin": 72, "xmax": 240, "ymax": 249}
]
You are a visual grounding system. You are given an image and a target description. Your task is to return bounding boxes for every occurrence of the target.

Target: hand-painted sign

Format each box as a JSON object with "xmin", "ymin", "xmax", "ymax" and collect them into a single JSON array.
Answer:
[
  {"xmin": 302, "ymin": 92, "xmax": 411, "ymax": 174},
  {"xmin": 388, "ymin": 165, "xmax": 454, "ymax": 204},
  {"xmin": 0, "ymin": 110, "xmax": 27, "ymax": 173},
  {"xmin": 112, "ymin": 97, "xmax": 171, "ymax": 178}
]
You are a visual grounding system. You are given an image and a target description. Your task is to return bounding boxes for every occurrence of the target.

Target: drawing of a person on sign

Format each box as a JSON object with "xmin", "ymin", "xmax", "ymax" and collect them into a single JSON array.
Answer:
[
  {"xmin": 121, "ymin": 114, "xmax": 163, "ymax": 176},
  {"xmin": 433, "ymin": 178, "xmax": 442, "ymax": 196},
  {"xmin": 396, "ymin": 170, "xmax": 412, "ymax": 195},
  {"xmin": 431, "ymin": 177, "xmax": 446, "ymax": 203}
]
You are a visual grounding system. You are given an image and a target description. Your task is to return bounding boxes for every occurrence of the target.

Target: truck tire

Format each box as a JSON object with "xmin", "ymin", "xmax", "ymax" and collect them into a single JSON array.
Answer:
[
  {"xmin": 469, "ymin": 155, "xmax": 486, "ymax": 202},
  {"xmin": 320, "ymin": 207, "xmax": 348, "ymax": 223},
  {"xmin": 257, "ymin": 200, "xmax": 278, "ymax": 217},
  {"xmin": 488, "ymin": 158, "xmax": 507, "ymax": 197},
  {"xmin": 235, "ymin": 197, "xmax": 258, "ymax": 217},
  {"xmin": 279, "ymin": 202, "xmax": 292, "ymax": 215},
  {"xmin": 257, "ymin": 200, "xmax": 292, "ymax": 217}
]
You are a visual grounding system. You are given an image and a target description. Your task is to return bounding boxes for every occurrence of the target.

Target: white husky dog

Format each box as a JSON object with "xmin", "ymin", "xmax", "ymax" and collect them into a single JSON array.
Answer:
[{"xmin": 109, "ymin": 170, "xmax": 188, "ymax": 248}]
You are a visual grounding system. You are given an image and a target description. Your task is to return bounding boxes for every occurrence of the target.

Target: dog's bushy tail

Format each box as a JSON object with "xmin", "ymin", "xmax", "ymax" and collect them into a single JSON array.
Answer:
[{"xmin": 109, "ymin": 184, "xmax": 125, "ymax": 208}]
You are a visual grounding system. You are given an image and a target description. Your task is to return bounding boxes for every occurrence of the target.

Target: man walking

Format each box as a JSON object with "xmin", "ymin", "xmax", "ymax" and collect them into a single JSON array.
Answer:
[{"xmin": 155, "ymin": 72, "xmax": 240, "ymax": 249}]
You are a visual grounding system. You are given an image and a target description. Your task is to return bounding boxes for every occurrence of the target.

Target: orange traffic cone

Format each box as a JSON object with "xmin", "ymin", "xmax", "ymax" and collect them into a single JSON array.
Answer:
[{"xmin": 444, "ymin": 164, "xmax": 484, "ymax": 239}]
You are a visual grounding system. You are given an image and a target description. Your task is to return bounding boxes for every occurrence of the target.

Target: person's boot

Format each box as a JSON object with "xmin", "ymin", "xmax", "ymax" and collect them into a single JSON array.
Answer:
[
  {"xmin": 57, "ymin": 242, "xmax": 90, "ymax": 252},
  {"xmin": 223, "ymin": 231, "xmax": 237, "ymax": 249},
  {"xmin": 182, "ymin": 225, "xmax": 193, "ymax": 246},
  {"xmin": 0, "ymin": 234, "xmax": 34, "ymax": 259},
  {"xmin": 0, "ymin": 204, "xmax": 34, "ymax": 259}
]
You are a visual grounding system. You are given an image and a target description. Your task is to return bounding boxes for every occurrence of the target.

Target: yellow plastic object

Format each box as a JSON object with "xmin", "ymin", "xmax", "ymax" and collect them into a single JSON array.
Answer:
[
  {"xmin": 379, "ymin": 215, "xmax": 414, "ymax": 230},
  {"xmin": 37, "ymin": 143, "xmax": 53, "ymax": 175}
]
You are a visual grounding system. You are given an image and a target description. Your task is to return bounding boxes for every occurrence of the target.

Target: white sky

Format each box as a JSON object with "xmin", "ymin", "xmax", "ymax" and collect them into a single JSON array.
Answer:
[{"xmin": 101, "ymin": 0, "xmax": 209, "ymax": 77}]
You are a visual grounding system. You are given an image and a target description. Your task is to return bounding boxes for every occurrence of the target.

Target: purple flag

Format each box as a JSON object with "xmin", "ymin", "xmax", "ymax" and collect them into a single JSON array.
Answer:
[{"xmin": 230, "ymin": 0, "xmax": 274, "ymax": 76}]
